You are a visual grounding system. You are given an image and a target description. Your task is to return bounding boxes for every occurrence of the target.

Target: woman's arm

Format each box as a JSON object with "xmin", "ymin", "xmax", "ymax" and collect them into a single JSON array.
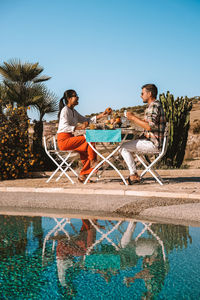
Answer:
[
  {"xmin": 75, "ymin": 121, "xmax": 89, "ymax": 130},
  {"xmin": 93, "ymin": 107, "xmax": 112, "ymax": 121},
  {"xmin": 96, "ymin": 111, "xmax": 107, "ymax": 120},
  {"xmin": 76, "ymin": 107, "xmax": 110, "ymax": 124}
]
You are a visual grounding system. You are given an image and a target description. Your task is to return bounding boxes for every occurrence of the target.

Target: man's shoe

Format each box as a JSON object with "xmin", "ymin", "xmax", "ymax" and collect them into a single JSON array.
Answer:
[{"xmin": 127, "ymin": 174, "xmax": 141, "ymax": 185}]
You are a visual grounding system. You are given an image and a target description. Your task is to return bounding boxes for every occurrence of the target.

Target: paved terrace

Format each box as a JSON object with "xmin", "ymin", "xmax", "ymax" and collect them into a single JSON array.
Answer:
[{"xmin": 0, "ymin": 169, "xmax": 200, "ymax": 226}]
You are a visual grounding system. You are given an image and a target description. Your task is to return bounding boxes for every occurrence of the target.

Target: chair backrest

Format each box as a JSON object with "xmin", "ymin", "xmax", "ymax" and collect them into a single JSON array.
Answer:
[
  {"xmin": 53, "ymin": 136, "xmax": 57, "ymax": 150},
  {"xmin": 160, "ymin": 122, "xmax": 169, "ymax": 156},
  {"xmin": 43, "ymin": 135, "xmax": 57, "ymax": 152},
  {"xmin": 43, "ymin": 136, "xmax": 48, "ymax": 153}
]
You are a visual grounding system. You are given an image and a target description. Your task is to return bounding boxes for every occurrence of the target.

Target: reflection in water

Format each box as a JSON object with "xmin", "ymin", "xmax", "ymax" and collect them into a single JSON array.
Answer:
[
  {"xmin": 0, "ymin": 215, "xmax": 199, "ymax": 299},
  {"xmin": 124, "ymin": 222, "xmax": 169, "ymax": 299},
  {"xmin": 150, "ymin": 223, "xmax": 192, "ymax": 253},
  {"xmin": 0, "ymin": 216, "xmax": 43, "ymax": 298},
  {"xmin": 55, "ymin": 219, "xmax": 97, "ymax": 297}
]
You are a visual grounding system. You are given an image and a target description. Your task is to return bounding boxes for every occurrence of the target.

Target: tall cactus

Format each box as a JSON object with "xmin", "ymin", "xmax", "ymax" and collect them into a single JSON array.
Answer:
[{"xmin": 159, "ymin": 92, "xmax": 192, "ymax": 168}]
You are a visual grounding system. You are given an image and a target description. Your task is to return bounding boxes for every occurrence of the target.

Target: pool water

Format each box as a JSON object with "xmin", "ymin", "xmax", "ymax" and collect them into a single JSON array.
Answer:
[{"xmin": 0, "ymin": 215, "xmax": 200, "ymax": 299}]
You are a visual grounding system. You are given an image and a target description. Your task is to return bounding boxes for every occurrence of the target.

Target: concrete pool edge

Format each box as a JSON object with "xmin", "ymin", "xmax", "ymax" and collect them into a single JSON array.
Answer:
[
  {"xmin": 1, "ymin": 205, "xmax": 200, "ymax": 228},
  {"xmin": 1, "ymin": 187, "xmax": 200, "ymax": 226},
  {"xmin": 0, "ymin": 186, "xmax": 200, "ymax": 200}
]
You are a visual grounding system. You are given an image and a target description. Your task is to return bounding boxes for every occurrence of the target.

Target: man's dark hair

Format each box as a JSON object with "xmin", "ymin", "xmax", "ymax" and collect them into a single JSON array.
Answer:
[{"xmin": 142, "ymin": 84, "xmax": 158, "ymax": 98}]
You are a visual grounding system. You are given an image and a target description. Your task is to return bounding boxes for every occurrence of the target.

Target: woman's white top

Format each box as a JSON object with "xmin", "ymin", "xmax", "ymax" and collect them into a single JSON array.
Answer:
[{"xmin": 57, "ymin": 106, "xmax": 96, "ymax": 133}]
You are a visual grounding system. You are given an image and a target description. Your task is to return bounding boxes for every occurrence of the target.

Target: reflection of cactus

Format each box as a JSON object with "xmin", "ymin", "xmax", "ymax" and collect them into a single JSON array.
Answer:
[
  {"xmin": 150, "ymin": 223, "xmax": 192, "ymax": 254},
  {"xmin": 160, "ymin": 92, "xmax": 192, "ymax": 168}
]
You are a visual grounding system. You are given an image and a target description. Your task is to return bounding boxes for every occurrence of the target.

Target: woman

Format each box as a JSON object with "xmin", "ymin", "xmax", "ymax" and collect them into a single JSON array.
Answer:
[{"xmin": 57, "ymin": 89, "xmax": 110, "ymax": 182}]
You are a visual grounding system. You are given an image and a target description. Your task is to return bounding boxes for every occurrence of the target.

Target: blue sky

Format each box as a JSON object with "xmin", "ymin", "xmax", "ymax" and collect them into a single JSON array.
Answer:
[{"xmin": 1, "ymin": 0, "xmax": 200, "ymax": 121}]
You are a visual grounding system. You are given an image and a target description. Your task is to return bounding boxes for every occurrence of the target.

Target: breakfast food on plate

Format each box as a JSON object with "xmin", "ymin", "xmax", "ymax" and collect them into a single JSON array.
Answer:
[
  {"xmin": 105, "ymin": 123, "xmax": 114, "ymax": 129},
  {"xmin": 89, "ymin": 123, "xmax": 96, "ymax": 130},
  {"xmin": 115, "ymin": 117, "xmax": 121, "ymax": 124},
  {"xmin": 105, "ymin": 107, "xmax": 112, "ymax": 114}
]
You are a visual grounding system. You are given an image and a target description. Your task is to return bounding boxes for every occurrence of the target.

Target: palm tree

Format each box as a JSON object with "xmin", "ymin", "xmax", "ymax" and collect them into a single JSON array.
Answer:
[
  {"xmin": 32, "ymin": 84, "xmax": 58, "ymax": 122},
  {"xmin": 0, "ymin": 59, "xmax": 51, "ymax": 108},
  {"xmin": 0, "ymin": 59, "xmax": 58, "ymax": 170},
  {"xmin": 0, "ymin": 83, "xmax": 8, "ymax": 123}
]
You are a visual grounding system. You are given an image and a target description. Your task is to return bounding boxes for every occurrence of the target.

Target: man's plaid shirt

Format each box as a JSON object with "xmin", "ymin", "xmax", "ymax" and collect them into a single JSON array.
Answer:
[{"xmin": 142, "ymin": 99, "xmax": 166, "ymax": 149}]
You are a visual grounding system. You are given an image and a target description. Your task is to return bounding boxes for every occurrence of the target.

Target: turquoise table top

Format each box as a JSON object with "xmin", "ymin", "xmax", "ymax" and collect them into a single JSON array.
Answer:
[{"xmin": 86, "ymin": 129, "xmax": 121, "ymax": 142}]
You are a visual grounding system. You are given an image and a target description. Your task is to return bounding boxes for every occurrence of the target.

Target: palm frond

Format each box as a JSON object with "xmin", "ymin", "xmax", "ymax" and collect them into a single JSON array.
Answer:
[
  {"xmin": 0, "ymin": 59, "xmax": 48, "ymax": 83},
  {"xmin": 0, "ymin": 83, "xmax": 10, "ymax": 108},
  {"xmin": 0, "ymin": 59, "xmax": 55, "ymax": 119},
  {"xmin": 33, "ymin": 75, "xmax": 51, "ymax": 83}
]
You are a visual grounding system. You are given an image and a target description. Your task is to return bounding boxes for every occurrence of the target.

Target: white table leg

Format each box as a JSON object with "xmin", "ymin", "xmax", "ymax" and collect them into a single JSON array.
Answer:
[{"xmin": 84, "ymin": 142, "xmax": 127, "ymax": 185}]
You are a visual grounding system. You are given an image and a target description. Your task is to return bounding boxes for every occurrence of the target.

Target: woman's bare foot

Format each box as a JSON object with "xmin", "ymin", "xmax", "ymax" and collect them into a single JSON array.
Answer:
[{"xmin": 78, "ymin": 174, "xmax": 94, "ymax": 183}]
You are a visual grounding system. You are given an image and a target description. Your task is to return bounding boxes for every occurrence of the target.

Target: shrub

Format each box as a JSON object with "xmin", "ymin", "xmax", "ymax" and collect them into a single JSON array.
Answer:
[{"xmin": 0, "ymin": 103, "xmax": 40, "ymax": 180}]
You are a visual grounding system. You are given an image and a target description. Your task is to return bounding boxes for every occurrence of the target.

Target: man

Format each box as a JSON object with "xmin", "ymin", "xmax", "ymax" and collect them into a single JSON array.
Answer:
[{"xmin": 119, "ymin": 84, "xmax": 166, "ymax": 185}]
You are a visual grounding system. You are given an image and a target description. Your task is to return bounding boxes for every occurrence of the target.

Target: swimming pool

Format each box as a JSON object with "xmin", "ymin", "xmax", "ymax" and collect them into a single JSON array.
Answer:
[{"xmin": 0, "ymin": 215, "xmax": 200, "ymax": 299}]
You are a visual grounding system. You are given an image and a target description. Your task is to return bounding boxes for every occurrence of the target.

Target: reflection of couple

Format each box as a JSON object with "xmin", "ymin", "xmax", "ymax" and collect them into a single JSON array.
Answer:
[
  {"xmin": 56, "ymin": 219, "xmax": 104, "ymax": 297},
  {"xmin": 56, "ymin": 219, "xmax": 96, "ymax": 287},
  {"xmin": 123, "ymin": 226, "xmax": 169, "ymax": 300},
  {"xmin": 120, "ymin": 221, "xmax": 168, "ymax": 296},
  {"xmin": 55, "ymin": 221, "xmax": 137, "ymax": 286},
  {"xmin": 55, "ymin": 219, "xmax": 168, "ymax": 298},
  {"xmin": 124, "ymin": 247, "xmax": 168, "ymax": 300}
]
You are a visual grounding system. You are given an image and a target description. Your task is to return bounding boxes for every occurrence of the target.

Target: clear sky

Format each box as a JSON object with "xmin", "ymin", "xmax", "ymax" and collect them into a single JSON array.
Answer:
[{"xmin": 1, "ymin": 0, "xmax": 200, "ymax": 121}]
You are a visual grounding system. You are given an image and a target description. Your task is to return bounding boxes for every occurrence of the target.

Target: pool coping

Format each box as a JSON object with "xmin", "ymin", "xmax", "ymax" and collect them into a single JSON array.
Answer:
[
  {"xmin": 1, "ymin": 186, "xmax": 200, "ymax": 200},
  {"xmin": 1, "ymin": 186, "xmax": 200, "ymax": 225},
  {"xmin": 1, "ymin": 167, "xmax": 200, "ymax": 226}
]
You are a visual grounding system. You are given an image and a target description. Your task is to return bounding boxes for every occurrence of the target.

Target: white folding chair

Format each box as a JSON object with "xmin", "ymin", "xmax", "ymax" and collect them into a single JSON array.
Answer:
[
  {"xmin": 135, "ymin": 123, "xmax": 169, "ymax": 185},
  {"xmin": 41, "ymin": 217, "xmax": 79, "ymax": 268},
  {"xmin": 42, "ymin": 218, "xmax": 71, "ymax": 259},
  {"xmin": 84, "ymin": 219, "xmax": 122, "ymax": 258},
  {"xmin": 43, "ymin": 136, "xmax": 79, "ymax": 184}
]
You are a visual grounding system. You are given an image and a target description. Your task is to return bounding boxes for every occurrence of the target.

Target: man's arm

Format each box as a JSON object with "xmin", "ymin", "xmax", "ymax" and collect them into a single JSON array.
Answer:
[{"xmin": 126, "ymin": 112, "xmax": 151, "ymax": 131}]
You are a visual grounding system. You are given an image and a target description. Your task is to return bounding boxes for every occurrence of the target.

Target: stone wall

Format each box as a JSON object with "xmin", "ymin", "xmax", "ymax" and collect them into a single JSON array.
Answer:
[
  {"xmin": 185, "ymin": 133, "xmax": 200, "ymax": 160},
  {"xmin": 43, "ymin": 121, "xmax": 58, "ymax": 137}
]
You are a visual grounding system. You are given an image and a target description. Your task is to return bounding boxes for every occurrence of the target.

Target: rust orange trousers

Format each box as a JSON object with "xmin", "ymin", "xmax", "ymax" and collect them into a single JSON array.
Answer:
[
  {"xmin": 56, "ymin": 219, "xmax": 95, "ymax": 258},
  {"xmin": 57, "ymin": 132, "xmax": 96, "ymax": 175}
]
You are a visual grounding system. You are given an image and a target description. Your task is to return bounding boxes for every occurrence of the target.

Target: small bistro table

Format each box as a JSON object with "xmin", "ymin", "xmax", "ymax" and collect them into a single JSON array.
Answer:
[{"xmin": 83, "ymin": 128, "xmax": 134, "ymax": 185}]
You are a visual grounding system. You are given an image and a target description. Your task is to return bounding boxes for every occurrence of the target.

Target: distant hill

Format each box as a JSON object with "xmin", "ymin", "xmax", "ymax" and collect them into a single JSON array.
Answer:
[
  {"xmin": 86, "ymin": 97, "xmax": 199, "ymax": 130},
  {"xmin": 47, "ymin": 97, "xmax": 199, "ymax": 131},
  {"xmin": 190, "ymin": 99, "xmax": 200, "ymax": 134},
  {"xmin": 86, "ymin": 104, "xmax": 147, "ymax": 118}
]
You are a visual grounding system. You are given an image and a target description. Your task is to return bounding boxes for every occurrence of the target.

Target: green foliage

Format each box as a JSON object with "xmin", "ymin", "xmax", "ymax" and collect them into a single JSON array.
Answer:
[
  {"xmin": 0, "ymin": 59, "xmax": 59, "ymax": 173},
  {"xmin": 0, "ymin": 59, "xmax": 51, "ymax": 108},
  {"xmin": 160, "ymin": 92, "xmax": 192, "ymax": 168},
  {"xmin": 0, "ymin": 102, "xmax": 41, "ymax": 180},
  {"xmin": 31, "ymin": 120, "xmax": 55, "ymax": 171},
  {"xmin": 150, "ymin": 223, "xmax": 192, "ymax": 254},
  {"xmin": 0, "ymin": 59, "xmax": 50, "ymax": 83},
  {"xmin": 33, "ymin": 84, "xmax": 58, "ymax": 121}
]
